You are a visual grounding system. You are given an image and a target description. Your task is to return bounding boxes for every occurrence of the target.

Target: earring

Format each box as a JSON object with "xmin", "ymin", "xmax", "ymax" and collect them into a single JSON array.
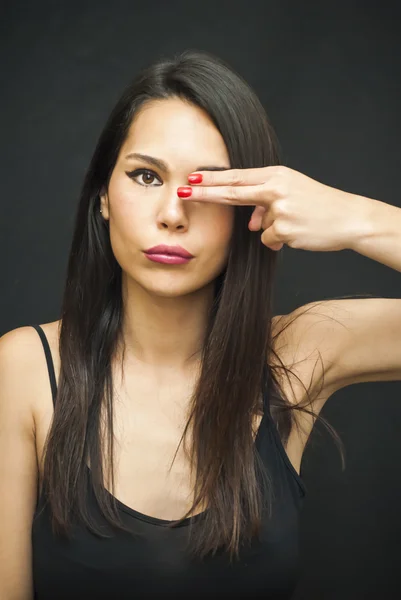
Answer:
[{"xmin": 100, "ymin": 209, "xmax": 103, "ymax": 213}]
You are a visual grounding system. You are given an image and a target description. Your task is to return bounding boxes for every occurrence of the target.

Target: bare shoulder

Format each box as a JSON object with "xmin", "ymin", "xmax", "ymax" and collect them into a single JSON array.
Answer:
[
  {"xmin": 0, "ymin": 320, "xmax": 61, "ymax": 429},
  {"xmin": 0, "ymin": 319, "xmax": 61, "ymax": 373},
  {"xmin": 0, "ymin": 326, "xmax": 40, "ymax": 434}
]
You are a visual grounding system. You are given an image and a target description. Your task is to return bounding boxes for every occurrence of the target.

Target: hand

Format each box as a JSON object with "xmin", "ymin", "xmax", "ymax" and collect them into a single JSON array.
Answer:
[{"xmin": 179, "ymin": 165, "xmax": 366, "ymax": 252}]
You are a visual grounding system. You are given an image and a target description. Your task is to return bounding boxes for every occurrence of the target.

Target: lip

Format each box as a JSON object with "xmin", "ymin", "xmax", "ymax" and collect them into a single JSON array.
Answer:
[
  {"xmin": 144, "ymin": 244, "xmax": 194, "ymax": 258},
  {"xmin": 144, "ymin": 254, "xmax": 192, "ymax": 265}
]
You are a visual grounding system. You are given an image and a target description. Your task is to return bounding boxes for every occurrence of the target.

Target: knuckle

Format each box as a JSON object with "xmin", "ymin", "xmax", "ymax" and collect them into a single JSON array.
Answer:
[
  {"xmin": 197, "ymin": 185, "xmax": 208, "ymax": 199},
  {"xmin": 229, "ymin": 169, "xmax": 244, "ymax": 185},
  {"xmin": 227, "ymin": 186, "xmax": 239, "ymax": 201},
  {"xmin": 272, "ymin": 181, "xmax": 287, "ymax": 199},
  {"xmin": 273, "ymin": 220, "xmax": 290, "ymax": 238},
  {"xmin": 206, "ymin": 172, "xmax": 216, "ymax": 186},
  {"xmin": 271, "ymin": 199, "xmax": 287, "ymax": 217},
  {"xmin": 271, "ymin": 166, "xmax": 289, "ymax": 197},
  {"xmin": 254, "ymin": 185, "xmax": 267, "ymax": 201}
]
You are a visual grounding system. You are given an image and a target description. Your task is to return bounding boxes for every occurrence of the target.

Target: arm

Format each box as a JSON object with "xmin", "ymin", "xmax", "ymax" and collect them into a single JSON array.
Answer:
[
  {"xmin": 0, "ymin": 328, "xmax": 39, "ymax": 600},
  {"xmin": 281, "ymin": 196, "xmax": 401, "ymax": 399},
  {"xmin": 349, "ymin": 195, "xmax": 401, "ymax": 273}
]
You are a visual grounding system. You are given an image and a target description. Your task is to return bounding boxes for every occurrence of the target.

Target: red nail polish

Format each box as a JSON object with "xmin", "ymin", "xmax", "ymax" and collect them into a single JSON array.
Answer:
[
  {"xmin": 188, "ymin": 173, "xmax": 203, "ymax": 184},
  {"xmin": 177, "ymin": 186, "xmax": 192, "ymax": 198}
]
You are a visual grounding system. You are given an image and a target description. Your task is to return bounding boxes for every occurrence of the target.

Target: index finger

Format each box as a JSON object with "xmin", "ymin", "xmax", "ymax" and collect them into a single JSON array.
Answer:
[{"xmin": 188, "ymin": 166, "xmax": 279, "ymax": 187}]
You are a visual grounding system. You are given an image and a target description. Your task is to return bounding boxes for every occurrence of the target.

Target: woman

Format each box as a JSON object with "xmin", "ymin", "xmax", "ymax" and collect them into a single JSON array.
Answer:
[{"xmin": 1, "ymin": 50, "xmax": 400, "ymax": 600}]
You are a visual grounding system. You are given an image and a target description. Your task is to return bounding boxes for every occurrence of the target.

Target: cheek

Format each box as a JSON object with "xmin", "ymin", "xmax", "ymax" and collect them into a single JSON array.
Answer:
[
  {"xmin": 210, "ymin": 206, "xmax": 234, "ymax": 243},
  {"xmin": 110, "ymin": 187, "xmax": 151, "ymax": 235},
  {"xmin": 200, "ymin": 206, "xmax": 234, "ymax": 258},
  {"xmin": 107, "ymin": 200, "xmax": 147, "ymax": 260},
  {"xmin": 112, "ymin": 184, "xmax": 141, "ymax": 218}
]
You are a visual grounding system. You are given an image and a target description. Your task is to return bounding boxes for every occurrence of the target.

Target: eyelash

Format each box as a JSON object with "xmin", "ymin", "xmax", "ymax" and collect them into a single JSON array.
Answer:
[{"xmin": 126, "ymin": 168, "xmax": 162, "ymax": 187}]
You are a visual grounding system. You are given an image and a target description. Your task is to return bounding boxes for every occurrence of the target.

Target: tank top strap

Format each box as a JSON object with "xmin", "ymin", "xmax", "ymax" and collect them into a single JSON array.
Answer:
[{"xmin": 31, "ymin": 325, "xmax": 58, "ymax": 408}]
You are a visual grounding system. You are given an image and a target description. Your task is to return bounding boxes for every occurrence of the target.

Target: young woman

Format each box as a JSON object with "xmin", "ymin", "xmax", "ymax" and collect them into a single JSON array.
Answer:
[{"xmin": 1, "ymin": 50, "xmax": 400, "ymax": 600}]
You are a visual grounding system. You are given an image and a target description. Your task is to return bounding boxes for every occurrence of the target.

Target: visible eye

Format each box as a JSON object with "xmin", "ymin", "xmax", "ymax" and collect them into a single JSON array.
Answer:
[{"xmin": 126, "ymin": 168, "xmax": 162, "ymax": 187}]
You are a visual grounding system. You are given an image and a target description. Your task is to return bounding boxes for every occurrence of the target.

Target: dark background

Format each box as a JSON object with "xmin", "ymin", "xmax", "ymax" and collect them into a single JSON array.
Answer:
[{"xmin": 1, "ymin": 1, "xmax": 401, "ymax": 597}]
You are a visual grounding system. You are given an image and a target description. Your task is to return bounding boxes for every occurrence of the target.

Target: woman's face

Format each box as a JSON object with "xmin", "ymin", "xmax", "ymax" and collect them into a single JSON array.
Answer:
[{"xmin": 100, "ymin": 97, "xmax": 234, "ymax": 298}]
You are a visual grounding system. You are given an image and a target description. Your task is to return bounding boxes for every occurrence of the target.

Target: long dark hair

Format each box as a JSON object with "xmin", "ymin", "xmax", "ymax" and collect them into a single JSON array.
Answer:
[{"xmin": 39, "ymin": 49, "xmax": 344, "ymax": 562}]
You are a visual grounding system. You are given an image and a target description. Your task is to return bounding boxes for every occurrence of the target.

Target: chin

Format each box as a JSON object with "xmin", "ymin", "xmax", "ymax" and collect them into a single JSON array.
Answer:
[{"xmin": 137, "ymin": 274, "xmax": 215, "ymax": 300}]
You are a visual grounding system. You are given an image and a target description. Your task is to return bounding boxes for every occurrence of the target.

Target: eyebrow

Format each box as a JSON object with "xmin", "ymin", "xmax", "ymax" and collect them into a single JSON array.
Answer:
[{"xmin": 124, "ymin": 152, "xmax": 230, "ymax": 173}]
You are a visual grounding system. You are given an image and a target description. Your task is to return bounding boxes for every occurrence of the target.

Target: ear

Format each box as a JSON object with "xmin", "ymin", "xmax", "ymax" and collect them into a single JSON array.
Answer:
[{"xmin": 99, "ymin": 188, "xmax": 110, "ymax": 220}]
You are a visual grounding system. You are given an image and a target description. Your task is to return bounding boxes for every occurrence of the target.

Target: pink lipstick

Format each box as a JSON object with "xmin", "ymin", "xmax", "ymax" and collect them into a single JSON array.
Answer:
[{"xmin": 144, "ymin": 244, "xmax": 194, "ymax": 265}]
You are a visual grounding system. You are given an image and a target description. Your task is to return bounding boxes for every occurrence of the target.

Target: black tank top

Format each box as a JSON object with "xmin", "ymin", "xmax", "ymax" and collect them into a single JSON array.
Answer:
[{"xmin": 31, "ymin": 324, "xmax": 306, "ymax": 599}]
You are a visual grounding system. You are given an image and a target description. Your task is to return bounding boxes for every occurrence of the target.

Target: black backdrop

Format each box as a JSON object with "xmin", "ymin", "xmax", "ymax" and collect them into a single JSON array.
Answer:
[{"xmin": 1, "ymin": 1, "xmax": 401, "ymax": 598}]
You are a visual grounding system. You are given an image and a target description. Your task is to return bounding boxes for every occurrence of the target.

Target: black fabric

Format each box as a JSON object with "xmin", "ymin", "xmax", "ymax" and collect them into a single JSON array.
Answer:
[{"xmin": 31, "ymin": 324, "xmax": 306, "ymax": 599}]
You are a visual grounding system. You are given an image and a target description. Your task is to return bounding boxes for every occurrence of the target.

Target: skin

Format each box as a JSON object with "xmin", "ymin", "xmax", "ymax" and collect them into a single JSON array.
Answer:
[{"xmin": 99, "ymin": 97, "xmax": 234, "ymax": 373}]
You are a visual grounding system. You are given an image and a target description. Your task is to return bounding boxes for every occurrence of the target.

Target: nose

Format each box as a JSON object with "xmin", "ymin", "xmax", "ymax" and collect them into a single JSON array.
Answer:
[{"xmin": 157, "ymin": 188, "xmax": 190, "ymax": 231}]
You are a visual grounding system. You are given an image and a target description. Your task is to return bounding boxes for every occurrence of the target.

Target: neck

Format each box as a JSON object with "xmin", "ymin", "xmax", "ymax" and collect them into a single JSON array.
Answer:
[{"xmin": 118, "ymin": 276, "xmax": 214, "ymax": 372}]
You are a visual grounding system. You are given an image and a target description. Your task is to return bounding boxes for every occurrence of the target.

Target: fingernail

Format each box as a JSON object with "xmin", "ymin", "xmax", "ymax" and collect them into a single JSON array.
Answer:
[
  {"xmin": 188, "ymin": 173, "xmax": 203, "ymax": 184},
  {"xmin": 177, "ymin": 186, "xmax": 192, "ymax": 198}
]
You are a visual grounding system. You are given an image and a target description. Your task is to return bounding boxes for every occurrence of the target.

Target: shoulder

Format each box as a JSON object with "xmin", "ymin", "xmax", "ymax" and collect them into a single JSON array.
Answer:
[
  {"xmin": 0, "ymin": 320, "xmax": 61, "ymax": 427},
  {"xmin": 0, "ymin": 326, "xmax": 41, "ymax": 439},
  {"xmin": 272, "ymin": 302, "xmax": 340, "ymax": 354},
  {"xmin": 0, "ymin": 320, "xmax": 60, "ymax": 371},
  {"xmin": 0, "ymin": 324, "xmax": 45, "ymax": 376}
]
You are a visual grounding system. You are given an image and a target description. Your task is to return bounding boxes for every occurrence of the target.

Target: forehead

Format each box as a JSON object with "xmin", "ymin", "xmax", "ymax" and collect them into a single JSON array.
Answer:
[{"xmin": 121, "ymin": 97, "xmax": 230, "ymax": 167}]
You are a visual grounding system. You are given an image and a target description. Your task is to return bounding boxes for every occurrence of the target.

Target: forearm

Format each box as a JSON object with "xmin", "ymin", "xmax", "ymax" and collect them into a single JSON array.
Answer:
[{"xmin": 350, "ymin": 196, "xmax": 401, "ymax": 273}]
